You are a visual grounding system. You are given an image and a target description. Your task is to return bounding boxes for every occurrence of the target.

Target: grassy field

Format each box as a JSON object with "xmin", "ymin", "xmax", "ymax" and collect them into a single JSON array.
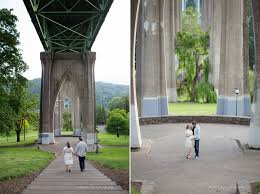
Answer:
[
  {"xmin": 169, "ymin": 102, "xmax": 216, "ymax": 115},
  {"xmin": 0, "ymin": 148, "xmax": 54, "ymax": 181},
  {"xmin": 0, "ymin": 130, "xmax": 38, "ymax": 147},
  {"xmin": 87, "ymin": 147, "xmax": 129, "ymax": 170},
  {"xmin": 131, "ymin": 186, "xmax": 141, "ymax": 194},
  {"xmin": 98, "ymin": 133, "xmax": 129, "ymax": 146}
]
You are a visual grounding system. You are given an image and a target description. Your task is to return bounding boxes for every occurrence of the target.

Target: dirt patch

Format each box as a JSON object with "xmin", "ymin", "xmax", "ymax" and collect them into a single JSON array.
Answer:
[
  {"xmin": 0, "ymin": 172, "xmax": 39, "ymax": 194},
  {"xmin": 89, "ymin": 161, "xmax": 129, "ymax": 191},
  {"xmin": 132, "ymin": 181, "xmax": 142, "ymax": 192}
]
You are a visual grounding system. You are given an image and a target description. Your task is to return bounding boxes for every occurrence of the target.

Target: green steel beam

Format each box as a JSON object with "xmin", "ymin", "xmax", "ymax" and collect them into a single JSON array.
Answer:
[{"xmin": 23, "ymin": 0, "xmax": 113, "ymax": 52}]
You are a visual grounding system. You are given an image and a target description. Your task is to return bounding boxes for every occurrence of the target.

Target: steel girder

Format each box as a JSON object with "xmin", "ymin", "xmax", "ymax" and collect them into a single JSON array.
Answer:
[{"xmin": 23, "ymin": 0, "xmax": 113, "ymax": 52}]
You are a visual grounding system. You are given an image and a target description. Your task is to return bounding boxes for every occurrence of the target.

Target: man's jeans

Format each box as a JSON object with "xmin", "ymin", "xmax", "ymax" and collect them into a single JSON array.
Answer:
[
  {"xmin": 194, "ymin": 139, "xmax": 200, "ymax": 157},
  {"xmin": 78, "ymin": 156, "xmax": 85, "ymax": 171}
]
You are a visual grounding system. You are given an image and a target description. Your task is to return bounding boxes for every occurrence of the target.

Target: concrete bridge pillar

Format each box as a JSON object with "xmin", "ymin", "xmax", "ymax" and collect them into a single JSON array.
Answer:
[
  {"xmin": 165, "ymin": 0, "xmax": 181, "ymax": 103},
  {"xmin": 136, "ymin": 0, "xmax": 168, "ymax": 117},
  {"xmin": 216, "ymin": 0, "xmax": 251, "ymax": 117},
  {"xmin": 249, "ymin": 0, "xmax": 260, "ymax": 148},
  {"xmin": 54, "ymin": 93, "xmax": 61, "ymax": 136},
  {"xmin": 131, "ymin": 0, "xmax": 142, "ymax": 148},
  {"xmin": 39, "ymin": 52, "xmax": 96, "ymax": 145}
]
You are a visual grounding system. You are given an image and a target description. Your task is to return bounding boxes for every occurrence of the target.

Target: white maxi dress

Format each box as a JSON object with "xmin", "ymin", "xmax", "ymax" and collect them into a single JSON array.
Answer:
[
  {"xmin": 185, "ymin": 129, "xmax": 194, "ymax": 148},
  {"xmin": 63, "ymin": 147, "xmax": 74, "ymax": 165}
]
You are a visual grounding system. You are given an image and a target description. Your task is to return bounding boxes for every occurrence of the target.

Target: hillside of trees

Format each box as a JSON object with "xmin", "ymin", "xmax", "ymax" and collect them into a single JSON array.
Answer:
[{"xmin": 28, "ymin": 79, "xmax": 129, "ymax": 107}]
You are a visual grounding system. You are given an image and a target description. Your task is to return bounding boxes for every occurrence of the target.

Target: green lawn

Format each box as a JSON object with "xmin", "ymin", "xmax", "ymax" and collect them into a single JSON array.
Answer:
[
  {"xmin": 131, "ymin": 185, "xmax": 141, "ymax": 194},
  {"xmin": 98, "ymin": 133, "xmax": 129, "ymax": 146},
  {"xmin": 0, "ymin": 148, "xmax": 54, "ymax": 181},
  {"xmin": 61, "ymin": 130, "xmax": 73, "ymax": 136},
  {"xmin": 87, "ymin": 147, "xmax": 129, "ymax": 170},
  {"xmin": 169, "ymin": 102, "xmax": 216, "ymax": 115},
  {"xmin": 0, "ymin": 130, "xmax": 38, "ymax": 147}
]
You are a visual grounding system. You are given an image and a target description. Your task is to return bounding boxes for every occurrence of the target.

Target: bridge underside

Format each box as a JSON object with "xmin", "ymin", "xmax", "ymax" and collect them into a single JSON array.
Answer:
[
  {"xmin": 24, "ymin": 0, "xmax": 113, "ymax": 52},
  {"xmin": 23, "ymin": 0, "xmax": 113, "ymax": 146}
]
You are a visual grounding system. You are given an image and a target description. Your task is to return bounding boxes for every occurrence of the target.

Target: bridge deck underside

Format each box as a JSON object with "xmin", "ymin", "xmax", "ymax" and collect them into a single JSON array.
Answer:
[{"xmin": 23, "ymin": 0, "xmax": 113, "ymax": 53}]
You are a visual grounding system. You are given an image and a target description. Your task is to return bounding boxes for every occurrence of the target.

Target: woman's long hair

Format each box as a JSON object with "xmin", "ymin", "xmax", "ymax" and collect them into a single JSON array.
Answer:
[{"xmin": 67, "ymin": 142, "xmax": 71, "ymax": 148}]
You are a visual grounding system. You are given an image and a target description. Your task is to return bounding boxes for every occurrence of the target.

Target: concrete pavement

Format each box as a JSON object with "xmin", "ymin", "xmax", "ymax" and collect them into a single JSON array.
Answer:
[{"xmin": 131, "ymin": 123, "xmax": 260, "ymax": 194}]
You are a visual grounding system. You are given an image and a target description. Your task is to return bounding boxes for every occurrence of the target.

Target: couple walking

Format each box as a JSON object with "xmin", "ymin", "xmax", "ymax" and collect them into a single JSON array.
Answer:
[
  {"xmin": 62, "ymin": 137, "xmax": 88, "ymax": 172},
  {"xmin": 185, "ymin": 121, "xmax": 200, "ymax": 159}
]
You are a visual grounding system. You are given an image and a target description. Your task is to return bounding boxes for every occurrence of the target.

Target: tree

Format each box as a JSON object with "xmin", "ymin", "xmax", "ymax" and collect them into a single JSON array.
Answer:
[
  {"xmin": 176, "ymin": 7, "xmax": 216, "ymax": 102},
  {"xmin": 105, "ymin": 109, "xmax": 129, "ymax": 135},
  {"xmin": 96, "ymin": 104, "xmax": 107, "ymax": 125},
  {"xmin": 108, "ymin": 96, "xmax": 129, "ymax": 112},
  {"xmin": 186, "ymin": 0, "xmax": 197, "ymax": 10},
  {"xmin": 0, "ymin": 9, "xmax": 28, "ymax": 138},
  {"xmin": 63, "ymin": 111, "xmax": 73, "ymax": 131},
  {"xmin": 9, "ymin": 81, "xmax": 38, "ymax": 142},
  {"xmin": 247, "ymin": 0, "xmax": 255, "ymax": 70}
]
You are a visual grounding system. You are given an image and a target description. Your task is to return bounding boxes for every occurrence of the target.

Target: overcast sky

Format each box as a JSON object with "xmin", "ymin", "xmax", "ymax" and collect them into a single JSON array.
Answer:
[{"xmin": 0, "ymin": 0, "xmax": 130, "ymax": 85}]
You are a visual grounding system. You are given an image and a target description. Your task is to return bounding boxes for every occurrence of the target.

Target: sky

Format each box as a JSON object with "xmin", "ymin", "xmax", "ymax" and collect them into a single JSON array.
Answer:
[{"xmin": 0, "ymin": 0, "xmax": 130, "ymax": 85}]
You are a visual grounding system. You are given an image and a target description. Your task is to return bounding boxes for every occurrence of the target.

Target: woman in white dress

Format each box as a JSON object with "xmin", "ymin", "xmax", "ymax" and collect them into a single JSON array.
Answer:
[
  {"xmin": 63, "ymin": 142, "xmax": 73, "ymax": 172},
  {"xmin": 185, "ymin": 123, "xmax": 195, "ymax": 159}
]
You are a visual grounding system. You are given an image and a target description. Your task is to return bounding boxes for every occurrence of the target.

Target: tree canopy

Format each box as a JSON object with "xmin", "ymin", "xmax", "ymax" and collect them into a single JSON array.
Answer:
[{"xmin": 176, "ymin": 7, "xmax": 216, "ymax": 102}]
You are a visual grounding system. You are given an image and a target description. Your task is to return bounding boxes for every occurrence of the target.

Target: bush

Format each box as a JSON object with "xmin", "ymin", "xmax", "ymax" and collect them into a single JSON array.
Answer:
[{"xmin": 105, "ymin": 109, "xmax": 129, "ymax": 135}]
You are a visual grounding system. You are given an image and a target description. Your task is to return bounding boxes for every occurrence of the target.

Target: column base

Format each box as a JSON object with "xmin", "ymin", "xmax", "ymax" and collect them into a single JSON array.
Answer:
[
  {"xmin": 54, "ymin": 128, "xmax": 61, "ymax": 137},
  {"xmin": 248, "ymin": 124, "xmax": 260, "ymax": 148},
  {"xmin": 38, "ymin": 133, "xmax": 55, "ymax": 144},
  {"xmin": 216, "ymin": 95, "xmax": 252, "ymax": 117},
  {"xmin": 131, "ymin": 104, "xmax": 142, "ymax": 148},
  {"xmin": 81, "ymin": 131, "xmax": 96, "ymax": 150},
  {"xmin": 142, "ymin": 96, "xmax": 168, "ymax": 117},
  {"xmin": 167, "ymin": 88, "xmax": 178, "ymax": 103}
]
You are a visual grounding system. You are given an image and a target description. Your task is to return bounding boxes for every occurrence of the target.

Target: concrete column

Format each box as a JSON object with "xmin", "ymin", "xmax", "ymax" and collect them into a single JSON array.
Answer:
[
  {"xmin": 208, "ymin": 0, "xmax": 222, "ymax": 95},
  {"xmin": 80, "ymin": 52, "xmax": 96, "ymax": 147},
  {"xmin": 249, "ymin": 0, "xmax": 260, "ymax": 148},
  {"xmin": 137, "ymin": 0, "xmax": 168, "ymax": 117},
  {"xmin": 165, "ymin": 0, "xmax": 178, "ymax": 103},
  {"xmin": 39, "ymin": 53, "xmax": 55, "ymax": 144},
  {"xmin": 54, "ymin": 94, "xmax": 61, "ymax": 136},
  {"xmin": 216, "ymin": 0, "xmax": 251, "ymax": 117},
  {"xmin": 73, "ymin": 97, "xmax": 81, "ymax": 136},
  {"xmin": 39, "ymin": 52, "xmax": 96, "ymax": 145},
  {"xmin": 131, "ymin": 0, "xmax": 142, "ymax": 148}
]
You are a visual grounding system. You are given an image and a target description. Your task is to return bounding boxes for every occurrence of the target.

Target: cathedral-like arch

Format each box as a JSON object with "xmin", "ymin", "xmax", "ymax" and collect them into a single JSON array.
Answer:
[{"xmin": 39, "ymin": 52, "xmax": 96, "ymax": 148}]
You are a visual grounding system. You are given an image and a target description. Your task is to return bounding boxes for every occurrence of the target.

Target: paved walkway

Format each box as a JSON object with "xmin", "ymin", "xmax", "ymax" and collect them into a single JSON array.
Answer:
[
  {"xmin": 22, "ymin": 137, "xmax": 127, "ymax": 194},
  {"xmin": 132, "ymin": 123, "xmax": 260, "ymax": 194}
]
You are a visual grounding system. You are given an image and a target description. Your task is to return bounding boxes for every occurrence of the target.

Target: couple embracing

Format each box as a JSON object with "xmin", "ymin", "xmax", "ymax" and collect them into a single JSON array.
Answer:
[{"xmin": 185, "ymin": 121, "xmax": 200, "ymax": 159}]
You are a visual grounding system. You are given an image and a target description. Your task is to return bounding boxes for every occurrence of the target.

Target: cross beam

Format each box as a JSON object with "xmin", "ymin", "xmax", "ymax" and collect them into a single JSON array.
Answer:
[{"xmin": 23, "ymin": 0, "xmax": 113, "ymax": 52}]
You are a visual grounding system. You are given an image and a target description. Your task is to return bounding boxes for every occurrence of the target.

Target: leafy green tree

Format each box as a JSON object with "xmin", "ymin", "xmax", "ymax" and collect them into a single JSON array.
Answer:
[
  {"xmin": 0, "ymin": 9, "xmax": 28, "ymax": 139},
  {"xmin": 9, "ymin": 82, "xmax": 38, "ymax": 142},
  {"xmin": 105, "ymin": 109, "xmax": 129, "ymax": 135},
  {"xmin": 63, "ymin": 111, "xmax": 73, "ymax": 131},
  {"xmin": 96, "ymin": 104, "xmax": 107, "ymax": 125},
  {"xmin": 186, "ymin": 0, "xmax": 197, "ymax": 10},
  {"xmin": 247, "ymin": 0, "xmax": 255, "ymax": 70},
  {"xmin": 176, "ymin": 7, "xmax": 216, "ymax": 102},
  {"xmin": 108, "ymin": 96, "xmax": 129, "ymax": 112}
]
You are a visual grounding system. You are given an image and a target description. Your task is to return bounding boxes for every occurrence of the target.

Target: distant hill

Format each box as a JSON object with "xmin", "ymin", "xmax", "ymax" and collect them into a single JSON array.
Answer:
[{"xmin": 28, "ymin": 79, "xmax": 129, "ymax": 108}]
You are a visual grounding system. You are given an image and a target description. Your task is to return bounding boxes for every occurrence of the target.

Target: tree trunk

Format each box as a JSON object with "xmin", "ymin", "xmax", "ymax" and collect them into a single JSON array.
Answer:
[
  {"xmin": 191, "ymin": 53, "xmax": 200, "ymax": 101},
  {"xmin": 16, "ymin": 130, "xmax": 21, "ymax": 142}
]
